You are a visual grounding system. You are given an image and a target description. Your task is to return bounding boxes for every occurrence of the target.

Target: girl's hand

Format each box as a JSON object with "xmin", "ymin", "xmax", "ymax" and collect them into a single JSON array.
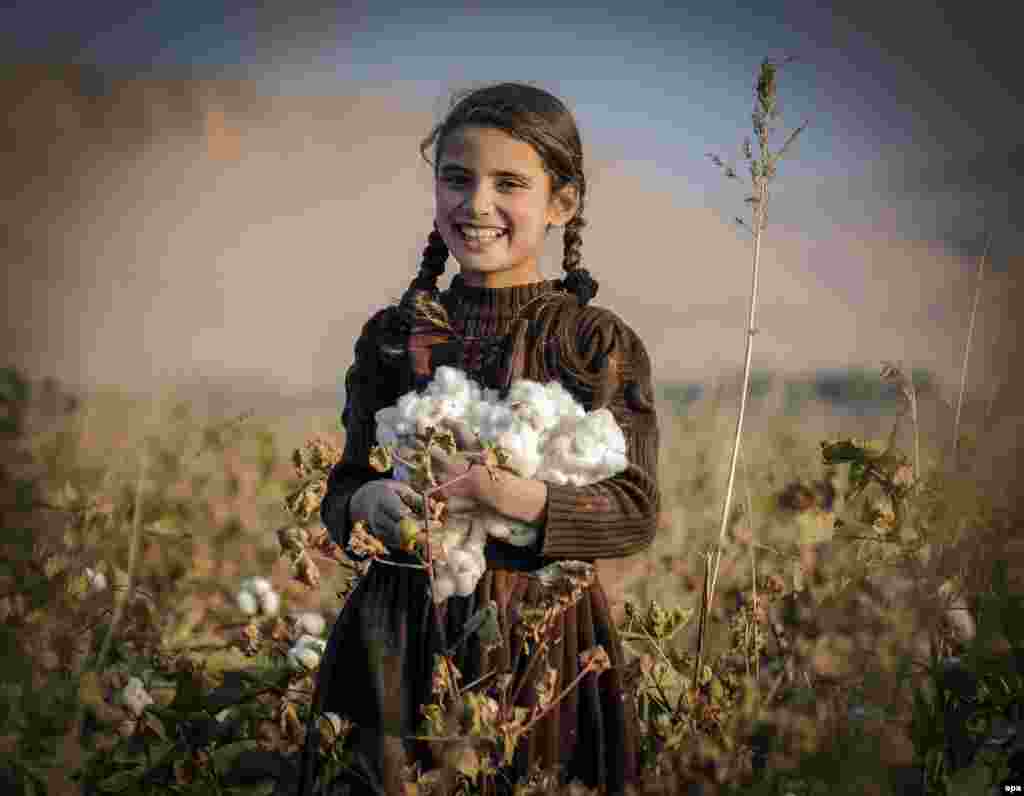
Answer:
[
  {"xmin": 398, "ymin": 418, "xmax": 488, "ymax": 502},
  {"xmin": 349, "ymin": 479, "xmax": 423, "ymax": 550}
]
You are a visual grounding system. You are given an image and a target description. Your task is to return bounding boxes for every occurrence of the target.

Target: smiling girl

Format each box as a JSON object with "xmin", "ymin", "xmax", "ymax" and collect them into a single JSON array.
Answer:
[{"xmin": 304, "ymin": 82, "xmax": 661, "ymax": 796}]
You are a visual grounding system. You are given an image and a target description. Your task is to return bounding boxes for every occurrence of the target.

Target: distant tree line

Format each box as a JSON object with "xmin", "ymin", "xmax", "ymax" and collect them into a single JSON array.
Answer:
[{"xmin": 657, "ymin": 367, "xmax": 938, "ymax": 416}]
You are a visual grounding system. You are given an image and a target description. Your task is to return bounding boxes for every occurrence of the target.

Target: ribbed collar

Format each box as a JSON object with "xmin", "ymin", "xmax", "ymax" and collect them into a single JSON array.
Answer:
[{"xmin": 440, "ymin": 272, "xmax": 564, "ymax": 338}]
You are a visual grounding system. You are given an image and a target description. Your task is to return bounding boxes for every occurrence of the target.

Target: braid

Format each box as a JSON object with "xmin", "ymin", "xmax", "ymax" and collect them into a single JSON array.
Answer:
[
  {"xmin": 397, "ymin": 222, "xmax": 451, "ymax": 335},
  {"xmin": 560, "ymin": 213, "xmax": 598, "ymax": 305}
]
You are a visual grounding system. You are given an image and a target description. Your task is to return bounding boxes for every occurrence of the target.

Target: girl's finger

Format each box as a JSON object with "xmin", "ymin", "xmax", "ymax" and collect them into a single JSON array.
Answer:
[
  {"xmin": 446, "ymin": 495, "xmax": 478, "ymax": 514},
  {"xmin": 445, "ymin": 419, "xmax": 479, "ymax": 451},
  {"xmin": 397, "ymin": 490, "xmax": 423, "ymax": 511},
  {"xmin": 381, "ymin": 493, "xmax": 411, "ymax": 521}
]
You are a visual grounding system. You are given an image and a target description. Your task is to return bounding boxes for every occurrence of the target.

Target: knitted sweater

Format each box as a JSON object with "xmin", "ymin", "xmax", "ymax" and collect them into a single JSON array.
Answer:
[
  {"xmin": 314, "ymin": 273, "xmax": 661, "ymax": 795},
  {"xmin": 323, "ymin": 273, "xmax": 661, "ymax": 563}
]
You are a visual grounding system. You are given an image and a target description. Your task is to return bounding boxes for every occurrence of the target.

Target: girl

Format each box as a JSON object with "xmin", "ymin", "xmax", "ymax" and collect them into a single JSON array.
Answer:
[{"xmin": 302, "ymin": 82, "xmax": 661, "ymax": 796}]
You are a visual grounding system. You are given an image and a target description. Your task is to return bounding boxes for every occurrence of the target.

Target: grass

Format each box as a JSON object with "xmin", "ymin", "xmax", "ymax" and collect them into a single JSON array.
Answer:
[{"xmin": 3, "ymin": 357, "xmax": 1021, "ymax": 795}]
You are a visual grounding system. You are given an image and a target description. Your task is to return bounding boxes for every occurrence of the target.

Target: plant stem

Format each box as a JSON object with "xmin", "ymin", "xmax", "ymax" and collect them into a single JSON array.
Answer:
[
  {"xmin": 96, "ymin": 448, "xmax": 147, "ymax": 671},
  {"xmin": 390, "ymin": 445, "xmax": 468, "ymax": 703},
  {"xmin": 738, "ymin": 446, "xmax": 760, "ymax": 685},
  {"xmin": 510, "ymin": 639, "xmax": 549, "ymax": 708},
  {"xmin": 519, "ymin": 663, "xmax": 597, "ymax": 736},
  {"xmin": 952, "ymin": 232, "xmax": 992, "ymax": 469},
  {"xmin": 704, "ymin": 176, "xmax": 768, "ymax": 676}
]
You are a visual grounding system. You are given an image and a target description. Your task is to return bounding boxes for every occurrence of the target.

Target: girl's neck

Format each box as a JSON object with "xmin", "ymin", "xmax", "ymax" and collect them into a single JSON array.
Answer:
[{"xmin": 458, "ymin": 267, "xmax": 545, "ymax": 290}]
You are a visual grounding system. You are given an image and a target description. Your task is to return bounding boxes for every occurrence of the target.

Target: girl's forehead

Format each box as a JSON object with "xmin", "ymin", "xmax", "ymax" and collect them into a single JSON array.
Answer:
[{"xmin": 440, "ymin": 126, "xmax": 543, "ymax": 170}]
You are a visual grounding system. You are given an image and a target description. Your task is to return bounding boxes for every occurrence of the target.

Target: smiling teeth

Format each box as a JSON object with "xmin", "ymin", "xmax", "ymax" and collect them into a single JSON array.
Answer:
[{"xmin": 460, "ymin": 226, "xmax": 504, "ymax": 240}]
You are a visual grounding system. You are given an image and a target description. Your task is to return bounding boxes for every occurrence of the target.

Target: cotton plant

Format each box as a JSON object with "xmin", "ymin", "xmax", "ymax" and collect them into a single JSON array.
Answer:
[
  {"xmin": 120, "ymin": 676, "xmax": 154, "ymax": 717},
  {"xmin": 236, "ymin": 576, "xmax": 280, "ymax": 617},
  {"xmin": 372, "ymin": 366, "xmax": 630, "ymax": 603},
  {"xmin": 84, "ymin": 566, "xmax": 108, "ymax": 593},
  {"xmin": 291, "ymin": 611, "xmax": 327, "ymax": 637},
  {"xmin": 288, "ymin": 634, "xmax": 327, "ymax": 671}
]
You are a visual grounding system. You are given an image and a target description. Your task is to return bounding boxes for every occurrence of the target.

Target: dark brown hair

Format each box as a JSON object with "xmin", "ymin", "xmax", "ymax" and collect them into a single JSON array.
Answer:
[{"xmin": 384, "ymin": 82, "xmax": 598, "ymax": 354}]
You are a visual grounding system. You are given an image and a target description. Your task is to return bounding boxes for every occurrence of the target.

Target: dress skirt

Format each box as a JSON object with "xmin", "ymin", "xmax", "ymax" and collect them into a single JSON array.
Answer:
[{"xmin": 304, "ymin": 550, "xmax": 639, "ymax": 795}]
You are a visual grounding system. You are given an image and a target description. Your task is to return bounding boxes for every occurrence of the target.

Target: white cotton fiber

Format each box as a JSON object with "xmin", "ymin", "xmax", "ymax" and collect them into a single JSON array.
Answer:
[{"xmin": 371, "ymin": 367, "xmax": 631, "ymax": 603}]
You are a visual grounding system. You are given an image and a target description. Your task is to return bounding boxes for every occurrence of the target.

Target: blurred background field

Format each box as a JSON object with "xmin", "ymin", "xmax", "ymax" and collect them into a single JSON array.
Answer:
[
  {"xmin": 16, "ymin": 362, "xmax": 1013, "ymax": 638},
  {"xmin": 5, "ymin": 354, "xmax": 1023, "ymax": 794}
]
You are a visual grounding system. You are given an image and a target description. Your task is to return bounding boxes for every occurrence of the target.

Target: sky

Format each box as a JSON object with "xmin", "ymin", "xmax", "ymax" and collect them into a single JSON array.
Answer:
[{"xmin": 2, "ymin": 0, "xmax": 1021, "ymax": 410}]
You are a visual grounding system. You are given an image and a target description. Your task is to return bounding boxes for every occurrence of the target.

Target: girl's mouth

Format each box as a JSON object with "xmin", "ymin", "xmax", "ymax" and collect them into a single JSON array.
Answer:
[{"xmin": 457, "ymin": 224, "xmax": 507, "ymax": 248}]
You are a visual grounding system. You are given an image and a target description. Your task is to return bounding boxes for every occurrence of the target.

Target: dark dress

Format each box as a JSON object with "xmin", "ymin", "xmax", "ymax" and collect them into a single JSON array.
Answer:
[{"xmin": 302, "ymin": 275, "xmax": 661, "ymax": 795}]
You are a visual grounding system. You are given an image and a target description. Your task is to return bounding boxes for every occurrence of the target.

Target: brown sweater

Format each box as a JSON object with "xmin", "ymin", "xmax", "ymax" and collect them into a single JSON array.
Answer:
[
  {"xmin": 315, "ymin": 274, "xmax": 661, "ymax": 795},
  {"xmin": 323, "ymin": 274, "xmax": 661, "ymax": 562}
]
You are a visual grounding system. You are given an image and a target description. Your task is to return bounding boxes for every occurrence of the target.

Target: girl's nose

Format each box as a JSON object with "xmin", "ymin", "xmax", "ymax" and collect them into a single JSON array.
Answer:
[{"xmin": 465, "ymin": 189, "xmax": 495, "ymax": 216}]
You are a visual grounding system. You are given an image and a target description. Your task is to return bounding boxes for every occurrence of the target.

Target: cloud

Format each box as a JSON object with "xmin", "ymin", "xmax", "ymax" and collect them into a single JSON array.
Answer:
[{"xmin": 4, "ymin": 72, "xmax": 1018, "ymax": 408}]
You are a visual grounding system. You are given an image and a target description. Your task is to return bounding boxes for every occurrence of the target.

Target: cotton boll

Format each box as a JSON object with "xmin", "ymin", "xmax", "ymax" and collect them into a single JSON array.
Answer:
[
  {"xmin": 447, "ymin": 549, "xmax": 474, "ymax": 575},
  {"xmin": 293, "ymin": 612, "xmax": 326, "ymax": 637},
  {"xmin": 484, "ymin": 517, "xmax": 512, "ymax": 539},
  {"xmin": 288, "ymin": 635, "xmax": 327, "ymax": 670},
  {"xmin": 462, "ymin": 528, "xmax": 487, "ymax": 556},
  {"xmin": 242, "ymin": 576, "xmax": 273, "ymax": 596},
  {"xmin": 433, "ymin": 574, "xmax": 456, "ymax": 604},
  {"xmin": 546, "ymin": 381, "xmax": 586, "ymax": 421},
  {"xmin": 601, "ymin": 449, "xmax": 629, "ymax": 475},
  {"xmin": 506, "ymin": 381, "xmax": 552, "ymax": 425},
  {"xmin": 454, "ymin": 571, "xmax": 480, "ymax": 597},
  {"xmin": 396, "ymin": 392, "xmax": 425, "ymax": 425},
  {"xmin": 296, "ymin": 634, "xmax": 327, "ymax": 655},
  {"xmin": 435, "ymin": 396, "xmax": 466, "ymax": 421},
  {"xmin": 259, "ymin": 590, "xmax": 280, "ymax": 616},
  {"xmin": 289, "ymin": 647, "xmax": 321, "ymax": 671},
  {"xmin": 376, "ymin": 426, "xmax": 399, "ymax": 449},
  {"xmin": 431, "ymin": 366, "xmax": 464, "ymax": 396},
  {"xmin": 541, "ymin": 469, "xmax": 569, "ymax": 486},
  {"xmin": 85, "ymin": 567, "xmax": 108, "ymax": 592},
  {"xmin": 375, "ymin": 406, "xmax": 401, "ymax": 428},
  {"xmin": 121, "ymin": 677, "xmax": 154, "ymax": 717},
  {"xmin": 492, "ymin": 422, "xmax": 541, "ymax": 477},
  {"xmin": 237, "ymin": 591, "xmax": 259, "ymax": 616}
]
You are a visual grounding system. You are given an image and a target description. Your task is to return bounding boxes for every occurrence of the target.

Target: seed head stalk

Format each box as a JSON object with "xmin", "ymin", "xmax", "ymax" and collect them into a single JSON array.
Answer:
[
  {"xmin": 694, "ymin": 57, "xmax": 806, "ymax": 687},
  {"xmin": 703, "ymin": 179, "xmax": 766, "ymax": 677}
]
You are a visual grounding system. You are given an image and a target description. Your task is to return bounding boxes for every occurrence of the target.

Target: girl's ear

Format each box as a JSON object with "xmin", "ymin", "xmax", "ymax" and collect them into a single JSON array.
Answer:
[{"xmin": 549, "ymin": 183, "xmax": 580, "ymax": 228}]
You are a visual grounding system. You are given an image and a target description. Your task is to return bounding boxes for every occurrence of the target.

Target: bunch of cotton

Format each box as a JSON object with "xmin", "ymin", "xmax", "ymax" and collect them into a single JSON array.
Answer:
[
  {"xmin": 291, "ymin": 611, "xmax": 327, "ymax": 637},
  {"xmin": 84, "ymin": 567, "xmax": 108, "ymax": 593},
  {"xmin": 237, "ymin": 576, "xmax": 280, "ymax": 617},
  {"xmin": 535, "ymin": 408, "xmax": 629, "ymax": 486},
  {"xmin": 120, "ymin": 676, "xmax": 154, "ymax": 717},
  {"xmin": 474, "ymin": 408, "xmax": 628, "ymax": 545},
  {"xmin": 430, "ymin": 519, "xmax": 488, "ymax": 603},
  {"xmin": 288, "ymin": 634, "xmax": 327, "ymax": 671},
  {"xmin": 371, "ymin": 367, "xmax": 629, "ymax": 603},
  {"xmin": 503, "ymin": 378, "xmax": 585, "ymax": 437},
  {"xmin": 474, "ymin": 408, "xmax": 544, "ymax": 478}
]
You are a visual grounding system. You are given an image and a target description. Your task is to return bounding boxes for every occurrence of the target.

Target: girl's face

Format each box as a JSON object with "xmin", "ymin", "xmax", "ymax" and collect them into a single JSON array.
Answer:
[{"xmin": 435, "ymin": 125, "xmax": 578, "ymax": 289}]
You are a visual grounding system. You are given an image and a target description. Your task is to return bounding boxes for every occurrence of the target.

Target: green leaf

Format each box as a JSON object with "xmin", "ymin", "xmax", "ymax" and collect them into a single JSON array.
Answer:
[
  {"xmin": 226, "ymin": 784, "xmax": 277, "ymax": 796},
  {"xmin": 97, "ymin": 767, "xmax": 145, "ymax": 793},
  {"xmin": 168, "ymin": 669, "xmax": 206, "ymax": 714},
  {"xmin": 212, "ymin": 740, "xmax": 262, "ymax": 776},
  {"xmin": 0, "ymin": 367, "xmax": 30, "ymax": 404}
]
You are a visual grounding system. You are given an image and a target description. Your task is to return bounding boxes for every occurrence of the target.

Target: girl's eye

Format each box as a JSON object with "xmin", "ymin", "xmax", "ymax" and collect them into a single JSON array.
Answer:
[{"xmin": 442, "ymin": 176, "xmax": 521, "ymax": 191}]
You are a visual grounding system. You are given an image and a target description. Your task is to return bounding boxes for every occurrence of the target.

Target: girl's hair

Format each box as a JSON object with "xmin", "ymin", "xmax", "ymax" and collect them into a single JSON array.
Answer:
[{"xmin": 388, "ymin": 82, "xmax": 598, "ymax": 349}]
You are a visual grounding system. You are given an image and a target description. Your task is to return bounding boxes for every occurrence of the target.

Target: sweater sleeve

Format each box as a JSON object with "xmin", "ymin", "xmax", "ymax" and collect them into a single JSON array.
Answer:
[
  {"xmin": 539, "ymin": 309, "xmax": 661, "ymax": 560},
  {"xmin": 320, "ymin": 309, "xmax": 397, "ymax": 559}
]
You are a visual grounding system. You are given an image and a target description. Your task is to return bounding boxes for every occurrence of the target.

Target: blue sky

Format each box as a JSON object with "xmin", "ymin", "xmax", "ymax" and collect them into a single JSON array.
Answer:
[
  {"xmin": 3, "ymin": 1, "xmax": 1021, "ymax": 399},
  {"xmin": 4, "ymin": 0, "xmax": 1018, "ymax": 262}
]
